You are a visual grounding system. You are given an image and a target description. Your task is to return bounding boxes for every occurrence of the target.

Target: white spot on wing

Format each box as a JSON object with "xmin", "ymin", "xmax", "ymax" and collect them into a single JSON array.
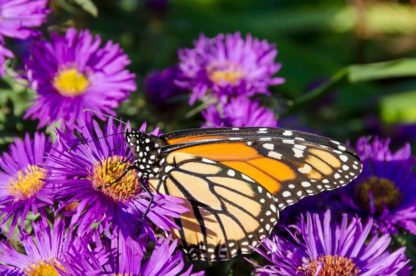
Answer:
[
  {"xmin": 268, "ymin": 151, "xmax": 282, "ymax": 160},
  {"xmin": 242, "ymin": 175, "xmax": 255, "ymax": 182},
  {"xmin": 340, "ymin": 155, "xmax": 348, "ymax": 162},
  {"xmin": 263, "ymin": 143, "xmax": 274, "ymax": 150},
  {"xmin": 298, "ymin": 164, "xmax": 312, "ymax": 174},
  {"xmin": 283, "ymin": 130, "xmax": 293, "ymax": 136},
  {"xmin": 202, "ymin": 158, "xmax": 216, "ymax": 164},
  {"xmin": 293, "ymin": 148, "xmax": 304, "ymax": 158},
  {"xmin": 301, "ymin": 181, "xmax": 311, "ymax": 187}
]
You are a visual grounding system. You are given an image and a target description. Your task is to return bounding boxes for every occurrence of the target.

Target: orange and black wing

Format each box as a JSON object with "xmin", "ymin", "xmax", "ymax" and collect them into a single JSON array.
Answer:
[{"xmin": 148, "ymin": 127, "xmax": 362, "ymax": 261}]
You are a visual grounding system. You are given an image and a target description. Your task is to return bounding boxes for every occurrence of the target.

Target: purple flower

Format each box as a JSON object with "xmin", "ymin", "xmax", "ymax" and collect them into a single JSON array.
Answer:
[
  {"xmin": 253, "ymin": 210, "xmax": 410, "ymax": 275},
  {"xmin": 24, "ymin": 28, "xmax": 136, "ymax": 128},
  {"xmin": 48, "ymin": 119, "xmax": 187, "ymax": 239},
  {"xmin": 0, "ymin": 219, "xmax": 102, "ymax": 275},
  {"xmin": 0, "ymin": 0, "xmax": 49, "ymax": 76},
  {"xmin": 98, "ymin": 234, "xmax": 203, "ymax": 275},
  {"xmin": 340, "ymin": 137, "xmax": 416, "ymax": 234},
  {"xmin": 177, "ymin": 32, "xmax": 284, "ymax": 104},
  {"xmin": 354, "ymin": 136, "xmax": 412, "ymax": 161},
  {"xmin": 202, "ymin": 97, "xmax": 278, "ymax": 127},
  {"xmin": 0, "ymin": 133, "xmax": 54, "ymax": 234},
  {"xmin": 145, "ymin": 66, "xmax": 187, "ymax": 109}
]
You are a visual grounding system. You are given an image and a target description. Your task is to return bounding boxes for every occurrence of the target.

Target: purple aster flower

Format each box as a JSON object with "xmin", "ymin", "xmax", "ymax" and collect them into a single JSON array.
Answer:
[
  {"xmin": 24, "ymin": 28, "xmax": 136, "ymax": 128},
  {"xmin": 48, "ymin": 119, "xmax": 187, "ymax": 240},
  {"xmin": 202, "ymin": 97, "xmax": 278, "ymax": 127},
  {"xmin": 0, "ymin": 133, "xmax": 54, "ymax": 234},
  {"xmin": 0, "ymin": 0, "xmax": 49, "ymax": 76},
  {"xmin": 252, "ymin": 210, "xmax": 410, "ymax": 275},
  {"xmin": 93, "ymin": 234, "xmax": 203, "ymax": 275},
  {"xmin": 145, "ymin": 65, "xmax": 187, "ymax": 109},
  {"xmin": 177, "ymin": 32, "xmax": 285, "ymax": 104},
  {"xmin": 340, "ymin": 137, "xmax": 416, "ymax": 234},
  {"xmin": 0, "ymin": 218, "xmax": 105, "ymax": 275},
  {"xmin": 354, "ymin": 136, "xmax": 412, "ymax": 161}
]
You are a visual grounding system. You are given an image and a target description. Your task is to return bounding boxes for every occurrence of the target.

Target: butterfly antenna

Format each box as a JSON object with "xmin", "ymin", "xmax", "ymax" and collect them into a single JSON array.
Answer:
[
  {"xmin": 68, "ymin": 132, "xmax": 126, "ymax": 152},
  {"xmin": 83, "ymin": 108, "xmax": 129, "ymax": 126}
]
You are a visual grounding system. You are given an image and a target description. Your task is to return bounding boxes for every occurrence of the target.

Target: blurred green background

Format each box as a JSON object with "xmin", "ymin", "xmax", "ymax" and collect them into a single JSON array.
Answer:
[{"xmin": 2, "ymin": 0, "xmax": 416, "ymax": 149}]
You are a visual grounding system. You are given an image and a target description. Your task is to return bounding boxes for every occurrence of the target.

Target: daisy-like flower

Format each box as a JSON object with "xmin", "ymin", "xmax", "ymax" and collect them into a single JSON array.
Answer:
[
  {"xmin": 145, "ymin": 65, "xmax": 187, "ymax": 109},
  {"xmin": 202, "ymin": 97, "xmax": 278, "ymax": 127},
  {"xmin": 49, "ymin": 119, "xmax": 187, "ymax": 240},
  {"xmin": 24, "ymin": 28, "xmax": 136, "ymax": 128},
  {"xmin": 0, "ymin": 219, "xmax": 104, "ymax": 275},
  {"xmin": 253, "ymin": 210, "xmax": 410, "ymax": 275},
  {"xmin": 340, "ymin": 137, "xmax": 416, "ymax": 234},
  {"xmin": 0, "ymin": 133, "xmax": 54, "ymax": 234},
  {"xmin": 177, "ymin": 32, "xmax": 284, "ymax": 104},
  {"xmin": 90, "ymin": 234, "xmax": 203, "ymax": 275},
  {"xmin": 0, "ymin": 0, "xmax": 49, "ymax": 76}
]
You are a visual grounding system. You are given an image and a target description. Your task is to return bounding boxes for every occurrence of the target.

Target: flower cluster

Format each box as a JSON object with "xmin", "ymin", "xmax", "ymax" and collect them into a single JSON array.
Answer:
[
  {"xmin": 0, "ymin": 2, "xmax": 415, "ymax": 274},
  {"xmin": 146, "ymin": 32, "xmax": 283, "ymax": 127},
  {"xmin": 0, "ymin": 120, "xmax": 199, "ymax": 275},
  {"xmin": 254, "ymin": 210, "xmax": 410, "ymax": 275}
]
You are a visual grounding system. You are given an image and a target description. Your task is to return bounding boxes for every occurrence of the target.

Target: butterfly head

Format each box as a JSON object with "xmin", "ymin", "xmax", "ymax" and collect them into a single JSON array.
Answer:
[{"xmin": 125, "ymin": 130, "xmax": 166, "ymax": 179}]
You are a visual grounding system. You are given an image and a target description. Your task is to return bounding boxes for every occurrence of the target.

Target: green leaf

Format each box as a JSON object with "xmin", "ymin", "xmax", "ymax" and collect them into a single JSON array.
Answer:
[
  {"xmin": 348, "ymin": 58, "xmax": 416, "ymax": 83},
  {"xmin": 381, "ymin": 90, "xmax": 416, "ymax": 123},
  {"xmin": 73, "ymin": 0, "xmax": 98, "ymax": 17},
  {"xmin": 290, "ymin": 58, "xmax": 416, "ymax": 109}
]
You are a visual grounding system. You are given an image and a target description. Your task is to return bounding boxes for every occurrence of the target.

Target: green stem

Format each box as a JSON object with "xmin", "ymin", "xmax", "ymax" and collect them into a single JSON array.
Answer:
[
  {"xmin": 288, "ymin": 66, "xmax": 350, "ymax": 110},
  {"xmin": 185, "ymin": 97, "xmax": 217, "ymax": 118}
]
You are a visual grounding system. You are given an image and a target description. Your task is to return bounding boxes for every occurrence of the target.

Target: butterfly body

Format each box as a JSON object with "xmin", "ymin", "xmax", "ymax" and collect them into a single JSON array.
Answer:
[
  {"xmin": 125, "ymin": 127, "xmax": 362, "ymax": 261},
  {"xmin": 126, "ymin": 130, "xmax": 166, "ymax": 179}
]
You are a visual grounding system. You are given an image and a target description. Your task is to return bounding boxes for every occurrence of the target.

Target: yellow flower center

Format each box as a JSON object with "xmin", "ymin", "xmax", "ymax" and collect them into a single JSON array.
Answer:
[
  {"xmin": 53, "ymin": 68, "xmax": 89, "ymax": 96},
  {"xmin": 355, "ymin": 176, "xmax": 402, "ymax": 214},
  {"xmin": 8, "ymin": 165, "xmax": 46, "ymax": 200},
  {"xmin": 298, "ymin": 255, "xmax": 359, "ymax": 276},
  {"xmin": 90, "ymin": 155, "xmax": 141, "ymax": 202},
  {"xmin": 207, "ymin": 61, "xmax": 243, "ymax": 85},
  {"xmin": 26, "ymin": 260, "xmax": 63, "ymax": 276}
]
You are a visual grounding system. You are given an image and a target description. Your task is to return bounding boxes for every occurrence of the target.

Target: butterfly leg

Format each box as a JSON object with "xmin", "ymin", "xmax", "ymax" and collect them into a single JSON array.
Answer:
[
  {"xmin": 141, "ymin": 179, "xmax": 154, "ymax": 219},
  {"xmin": 137, "ymin": 179, "xmax": 154, "ymax": 235}
]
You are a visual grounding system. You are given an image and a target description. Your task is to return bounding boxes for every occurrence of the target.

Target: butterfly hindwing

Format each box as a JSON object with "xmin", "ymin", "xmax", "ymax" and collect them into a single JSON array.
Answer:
[{"xmin": 148, "ymin": 154, "xmax": 278, "ymax": 261}]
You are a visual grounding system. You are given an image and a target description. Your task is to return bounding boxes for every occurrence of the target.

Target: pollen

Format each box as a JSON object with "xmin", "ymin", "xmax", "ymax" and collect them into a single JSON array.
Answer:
[
  {"xmin": 207, "ymin": 61, "xmax": 244, "ymax": 85},
  {"xmin": 298, "ymin": 255, "xmax": 360, "ymax": 276},
  {"xmin": 26, "ymin": 260, "xmax": 63, "ymax": 276},
  {"xmin": 8, "ymin": 165, "xmax": 46, "ymax": 200},
  {"xmin": 63, "ymin": 201, "xmax": 80, "ymax": 212},
  {"xmin": 91, "ymin": 155, "xmax": 141, "ymax": 202},
  {"xmin": 355, "ymin": 176, "xmax": 402, "ymax": 214},
  {"xmin": 53, "ymin": 68, "xmax": 90, "ymax": 96}
]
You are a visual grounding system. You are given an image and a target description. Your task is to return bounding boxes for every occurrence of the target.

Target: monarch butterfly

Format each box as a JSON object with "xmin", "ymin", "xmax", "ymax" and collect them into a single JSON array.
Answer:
[{"xmin": 124, "ymin": 127, "xmax": 362, "ymax": 262}]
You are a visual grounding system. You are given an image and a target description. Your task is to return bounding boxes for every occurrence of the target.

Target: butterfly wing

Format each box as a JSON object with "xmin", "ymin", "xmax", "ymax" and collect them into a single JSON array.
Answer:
[
  {"xmin": 147, "ymin": 127, "xmax": 362, "ymax": 261},
  {"xmin": 148, "ymin": 155, "xmax": 277, "ymax": 261}
]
